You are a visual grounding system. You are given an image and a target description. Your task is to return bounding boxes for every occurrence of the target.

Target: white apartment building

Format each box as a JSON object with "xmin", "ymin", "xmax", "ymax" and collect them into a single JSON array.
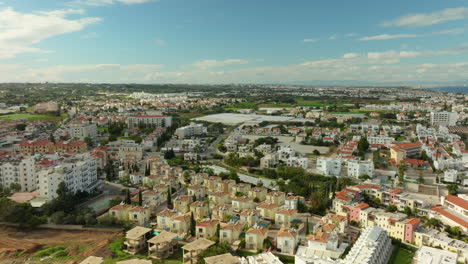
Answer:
[
  {"xmin": 431, "ymin": 195, "xmax": 468, "ymax": 232},
  {"xmin": 175, "ymin": 123, "xmax": 207, "ymax": 139},
  {"xmin": 286, "ymin": 157, "xmax": 309, "ymax": 169},
  {"xmin": 38, "ymin": 153, "xmax": 98, "ymax": 200},
  {"xmin": 367, "ymin": 136, "xmax": 394, "ymax": 145},
  {"xmin": 444, "ymin": 170, "xmax": 458, "ymax": 183},
  {"xmin": 434, "ymin": 158, "xmax": 464, "ymax": 170},
  {"xmin": 340, "ymin": 226, "xmax": 392, "ymax": 264},
  {"xmin": 240, "ymin": 252, "xmax": 283, "ymax": 264},
  {"xmin": 413, "ymin": 246, "xmax": 457, "ymax": 264},
  {"xmin": 0, "ymin": 156, "xmax": 37, "ymax": 192},
  {"xmin": 69, "ymin": 123, "xmax": 97, "ymax": 141},
  {"xmin": 278, "ymin": 146, "xmax": 296, "ymax": 160},
  {"xmin": 126, "ymin": 115, "xmax": 172, "ymax": 129},
  {"xmin": 316, "ymin": 157, "xmax": 342, "ymax": 176},
  {"xmin": 430, "ymin": 111, "xmax": 458, "ymax": 126},
  {"xmin": 347, "ymin": 160, "xmax": 374, "ymax": 178}
]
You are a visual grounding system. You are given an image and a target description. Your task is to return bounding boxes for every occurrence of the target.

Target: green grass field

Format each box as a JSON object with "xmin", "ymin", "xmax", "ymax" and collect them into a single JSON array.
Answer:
[
  {"xmin": 258, "ymin": 103, "xmax": 294, "ymax": 108},
  {"xmin": 0, "ymin": 113, "xmax": 63, "ymax": 121},
  {"xmin": 388, "ymin": 245, "xmax": 415, "ymax": 264}
]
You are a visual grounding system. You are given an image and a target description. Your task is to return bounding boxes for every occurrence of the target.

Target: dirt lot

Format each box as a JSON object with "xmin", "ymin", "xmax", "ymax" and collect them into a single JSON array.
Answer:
[{"xmin": 0, "ymin": 226, "xmax": 122, "ymax": 264}]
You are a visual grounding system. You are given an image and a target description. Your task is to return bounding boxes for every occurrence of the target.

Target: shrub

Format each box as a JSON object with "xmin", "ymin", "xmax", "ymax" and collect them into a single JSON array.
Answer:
[{"xmin": 35, "ymin": 245, "xmax": 66, "ymax": 257}]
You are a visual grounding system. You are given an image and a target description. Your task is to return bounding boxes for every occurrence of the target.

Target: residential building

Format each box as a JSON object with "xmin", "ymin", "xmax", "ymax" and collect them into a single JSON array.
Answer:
[
  {"xmin": 284, "ymin": 195, "xmax": 305, "ymax": 210},
  {"xmin": 190, "ymin": 201, "xmax": 210, "ymax": 220},
  {"xmin": 266, "ymin": 191, "xmax": 286, "ymax": 206},
  {"xmin": 123, "ymin": 226, "xmax": 152, "ymax": 255},
  {"xmin": 175, "ymin": 123, "xmax": 207, "ymax": 139},
  {"xmin": 173, "ymin": 195, "xmax": 193, "ymax": 214},
  {"xmin": 413, "ymin": 246, "xmax": 457, "ymax": 264},
  {"xmin": 18, "ymin": 139, "xmax": 54, "ymax": 155},
  {"xmin": 347, "ymin": 160, "xmax": 374, "ymax": 178},
  {"xmin": 248, "ymin": 187, "xmax": 268, "ymax": 202},
  {"xmin": 69, "ymin": 122, "xmax": 97, "ymax": 142},
  {"xmin": 430, "ymin": 111, "xmax": 458, "ymax": 126},
  {"xmin": 275, "ymin": 209, "xmax": 298, "ymax": 228},
  {"xmin": 239, "ymin": 209, "xmax": 261, "ymax": 226},
  {"xmin": 128, "ymin": 207, "xmax": 151, "ymax": 225},
  {"xmin": 316, "ymin": 157, "xmax": 342, "ymax": 176},
  {"xmin": 239, "ymin": 252, "xmax": 283, "ymax": 264},
  {"xmin": 0, "ymin": 156, "xmax": 36, "ymax": 192},
  {"xmin": 38, "ymin": 153, "xmax": 98, "ymax": 200},
  {"xmin": 430, "ymin": 195, "xmax": 468, "ymax": 232},
  {"xmin": 390, "ymin": 142, "xmax": 422, "ymax": 163},
  {"xmin": 220, "ymin": 222, "xmax": 244, "ymax": 244},
  {"xmin": 340, "ymin": 226, "xmax": 392, "ymax": 264},
  {"xmin": 188, "ymin": 185, "xmax": 206, "ymax": 199},
  {"xmin": 196, "ymin": 219, "xmax": 219, "ymax": 239},
  {"xmin": 245, "ymin": 226, "xmax": 268, "ymax": 251},
  {"xmin": 256, "ymin": 202, "xmax": 279, "ymax": 220},
  {"xmin": 211, "ymin": 204, "xmax": 233, "ymax": 221},
  {"xmin": 232, "ymin": 196, "xmax": 255, "ymax": 212},
  {"xmin": 127, "ymin": 115, "xmax": 173, "ymax": 129},
  {"xmin": 444, "ymin": 170, "xmax": 458, "ymax": 183},
  {"xmin": 296, "ymin": 231, "xmax": 347, "ymax": 262},
  {"xmin": 276, "ymin": 228, "xmax": 298, "ymax": 255}
]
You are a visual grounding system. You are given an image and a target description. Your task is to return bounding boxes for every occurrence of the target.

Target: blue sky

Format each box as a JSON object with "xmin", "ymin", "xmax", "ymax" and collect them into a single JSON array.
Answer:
[{"xmin": 0, "ymin": 0, "xmax": 468, "ymax": 84}]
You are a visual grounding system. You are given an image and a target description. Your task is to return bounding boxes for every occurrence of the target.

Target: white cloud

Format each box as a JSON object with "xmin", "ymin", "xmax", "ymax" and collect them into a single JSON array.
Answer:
[
  {"xmin": 359, "ymin": 34, "xmax": 417, "ymax": 41},
  {"xmin": 3, "ymin": 57, "xmax": 468, "ymax": 84},
  {"xmin": 153, "ymin": 38, "xmax": 167, "ymax": 46},
  {"xmin": 382, "ymin": 7, "xmax": 468, "ymax": 27},
  {"xmin": 343, "ymin": 53, "xmax": 359, "ymax": 59},
  {"xmin": 359, "ymin": 28, "xmax": 464, "ymax": 41},
  {"xmin": 303, "ymin": 38, "xmax": 319, "ymax": 43},
  {"xmin": 193, "ymin": 59, "xmax": 248, "ymax": 69},
  {"xmin": 0, "ymin": 7, "xmax": 101, "ymax": 59},
  {"xmin": 69, "ymin": 0, "xmax": 153, "ymax": 7}
]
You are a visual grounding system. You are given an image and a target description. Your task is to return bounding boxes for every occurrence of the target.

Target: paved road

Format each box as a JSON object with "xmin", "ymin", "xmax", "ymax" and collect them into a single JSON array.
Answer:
[{"xmin": 205, "ymin": 165, "xmax": 278, "ymax": 189}]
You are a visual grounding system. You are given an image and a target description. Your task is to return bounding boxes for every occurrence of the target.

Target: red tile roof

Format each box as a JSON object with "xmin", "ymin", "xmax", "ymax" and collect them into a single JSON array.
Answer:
[
  {"xmin": 405, "ymin": 218, "xmax": 420, "ymax": 225},
  {"xmin": 395, "ymin": 142, "xmax": 422, "ymax": 149},
  {"xmin": 445, "ymin": 195, "xmax": 468, "ymax": 211},
  {"xmin": 355, "ymin": 203, "xmax": 369, "ymax": 209},
  {"xmin": 432, "ymin": 206, "xmax": 468, "ymax": 228}
]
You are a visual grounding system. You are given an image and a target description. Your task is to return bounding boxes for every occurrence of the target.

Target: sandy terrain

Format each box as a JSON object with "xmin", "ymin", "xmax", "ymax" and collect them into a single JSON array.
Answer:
[{"xmin": 0, "ymin": 226, "xmax": 121, "ymax": 264}]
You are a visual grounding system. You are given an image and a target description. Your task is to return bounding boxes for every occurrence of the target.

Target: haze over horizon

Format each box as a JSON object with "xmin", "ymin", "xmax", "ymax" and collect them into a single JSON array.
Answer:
[{"xmin": 1, "ymin": 0, "xmax": 468, "ymax": 85}]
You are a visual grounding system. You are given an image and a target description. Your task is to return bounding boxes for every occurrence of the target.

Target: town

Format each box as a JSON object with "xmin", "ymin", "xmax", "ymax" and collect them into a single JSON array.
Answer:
[{"xmin": 0, "ymin": 84, "xmax": 466, "ymax": 264}]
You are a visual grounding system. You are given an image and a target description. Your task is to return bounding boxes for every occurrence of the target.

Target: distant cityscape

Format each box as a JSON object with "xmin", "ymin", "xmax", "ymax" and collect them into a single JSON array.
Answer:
[{"xmin": 0, "ymin": 84, "xmax": 466, "ymax": 264}]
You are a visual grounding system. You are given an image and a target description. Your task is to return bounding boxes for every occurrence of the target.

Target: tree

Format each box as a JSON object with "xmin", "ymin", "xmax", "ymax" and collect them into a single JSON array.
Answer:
[
  {"xmin": 9, "ymin": 183, "xmax": 21, "ymax": 192},
  {"xmin": 109, "ymin": 196, "xmax": 122, "ymax": 208},
  {"xmin": 358, "ymin": 174, "xmax": 370, "ymax": 181},
  {"xmin": 145, "ymin": 165, "xmax": 150, "ymax": 176},
  {"xmin": 164, "ymin": 149, "xmax": 175, "ymax": 160},
  {"xmin": 305, "ymin": 218, "xmax": 310, "ymax": 235},
  {"xmin": 167, "ymin": 187, "xmax": 172, "ymax": 209},
  {"xmin": 125, "ymin": 189, "xmax": 131, "ymax": 204},
  {"xmin": 50, "ymin": 211, "xmax": 66, "ymax": 224},
  {"xmin": 84, "ymin": 136, "xmax": 93, "ymax": 148},
  {"xmin": 15, "ymin": 123, "xmax": 27, "ymax": 131},
  {"xmin": 417, "ymin": 172, "xmax": 425, "ymax": 184},
  {"xmin": 138, "ymin": 191, "xmax": 143, "ymax": 206},
  {"xmin": 358, "ymin": 137, "xmax": 369, "ymax": 153},
  {"xmin": 190, "ymin": 212, "xmax": 196, "ymax": 237},
  {"xmin": 447, "ymin": 184, "xmax": 459, "ymax": 195},
  {"xmin": 404, "ymin": 206, "xmax": 413, "ymax": 217},
  {"xmin": 386, "ymin": 205, "xmax": 397, "ymax": 212},
  {"xmin": 313, "ymin": 149, "xmax": 320, "ymax": 155}
]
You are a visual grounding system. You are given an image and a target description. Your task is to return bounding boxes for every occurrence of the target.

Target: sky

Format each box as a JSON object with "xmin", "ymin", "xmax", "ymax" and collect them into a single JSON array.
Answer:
[{"xmin": 1, "ymin": 0, "xmax": 468, "ymax": 85}]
